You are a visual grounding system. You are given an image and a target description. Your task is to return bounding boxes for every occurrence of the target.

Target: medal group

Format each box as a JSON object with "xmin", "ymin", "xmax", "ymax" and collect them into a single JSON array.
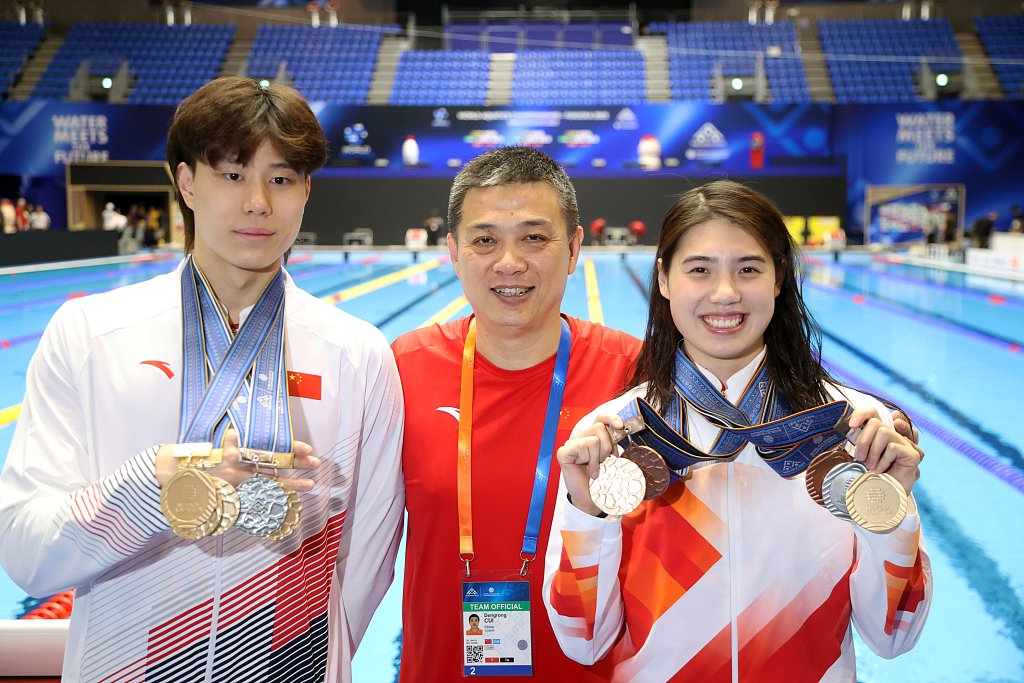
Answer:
[
  {"xmin": 160, "ymin": 443, "xmax": 302, "ymax": 541},
  {"xmin": 589, "ymin": 421, "xmax": 908, "ymax": 532}
]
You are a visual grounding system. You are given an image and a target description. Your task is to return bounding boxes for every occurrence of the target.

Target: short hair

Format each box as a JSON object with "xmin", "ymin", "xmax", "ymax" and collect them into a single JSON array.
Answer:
[
  {"xmin": 448, "ymin": 147, "xmax": 580, "ymax": 240},
  {"xmin": 166, "ymin": 77, "xmax": 328, "ymax": 253}
]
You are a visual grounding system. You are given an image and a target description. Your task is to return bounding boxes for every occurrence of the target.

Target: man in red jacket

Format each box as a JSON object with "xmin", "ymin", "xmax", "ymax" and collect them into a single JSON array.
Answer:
[{"xmin": 391, "ymin": 147, "xmax": 641, "ymax": 681}]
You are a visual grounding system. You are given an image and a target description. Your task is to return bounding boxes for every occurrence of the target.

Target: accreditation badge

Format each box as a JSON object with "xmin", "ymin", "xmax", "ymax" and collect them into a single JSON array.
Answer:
[{"xmin": 461, "ymin": 580, "xmax": 532, "ymax": 676}]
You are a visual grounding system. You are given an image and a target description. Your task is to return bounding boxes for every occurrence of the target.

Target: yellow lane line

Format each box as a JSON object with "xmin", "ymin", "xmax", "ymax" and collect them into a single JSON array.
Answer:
[
  {"xmin": 583, "ymin": 257, "xmax": 604, "ymax": 325},
  {"xmin": 0, "ymin": 403, "xmax": 21, "ymax": 429},
  {"xmin": 321, "ymin": 257, "xmax": 448, "ymax": 304},
  {"xmin": 420, "ymin": 295, "xmax": 468, "ymax": 328}
]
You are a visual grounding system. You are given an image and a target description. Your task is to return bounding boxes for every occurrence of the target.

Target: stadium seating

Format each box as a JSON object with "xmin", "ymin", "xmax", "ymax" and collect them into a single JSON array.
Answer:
[
  {"xmin": 511, "ymin": 49, "xmax": 647, "ymax": 105},
  {"xmin": 389, "ymin": 50, "xmax": 490, "ymax": 105},
  {"xmin": 31, "ymin": 22, "xmax": 233, "ymax": 103},
  {"xmin": 819, "ymin": 17, "xmax": 961, "ymax": 103},
  {"xmin": 0, "ymin": 21, "xmax": 46, "ymax": 99},
  {"xmin": 247, "ymin": 24, "xmax": 398, "ymax": 104},
  {"xmin": 445, "ymin": 23, "xmax": 634, "ymax": 52},
  {"xmin": 653, "ymin": 20, "xmax": 810, "ymax": 103},
  {"xmin": 975, "ymin": 15, "xmax": 1024, "ymax": 99}
]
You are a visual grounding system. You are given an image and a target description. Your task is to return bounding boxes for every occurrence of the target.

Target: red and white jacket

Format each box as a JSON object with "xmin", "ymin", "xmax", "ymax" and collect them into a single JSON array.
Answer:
[
  {"xmin": 0, "ymin": 264, "xmax": 405, "ymax": 683},
  {"xmin": 544, "ymin": 352, "xmax": 932, "ymax": 683}
]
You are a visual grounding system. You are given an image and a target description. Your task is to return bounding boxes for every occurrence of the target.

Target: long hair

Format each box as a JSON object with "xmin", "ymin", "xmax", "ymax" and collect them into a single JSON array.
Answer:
[
  {"xmin": 166, "ymin": 77, "xmax": 328, "ymax": 253},
  {"xmin": 628, "ymin": 180, "xmax": 834, "ymax": 412}
]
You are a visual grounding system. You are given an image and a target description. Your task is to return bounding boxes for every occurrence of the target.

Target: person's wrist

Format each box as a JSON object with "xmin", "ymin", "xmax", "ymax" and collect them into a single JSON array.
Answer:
[
  {"xmin": 567, "ymin": 492, "xmax": 607, "ymax": 518},
  {"xmin": 154, "ymin": 444, "xmax": 178, "ymax": 487}
]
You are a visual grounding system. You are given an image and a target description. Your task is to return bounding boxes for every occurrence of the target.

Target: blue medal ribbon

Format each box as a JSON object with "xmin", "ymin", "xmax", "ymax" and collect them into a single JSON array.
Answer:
[
  {"xmin": 177, "ymin": 257, "xmax": 292, "ymax": 453},
  {"xmin": 521, "ymin": 318, "xmax": 572, "ymax": 563},
  {"xmin": 618, "ymin": 345, "xmax": 851, "ymax": 478}
]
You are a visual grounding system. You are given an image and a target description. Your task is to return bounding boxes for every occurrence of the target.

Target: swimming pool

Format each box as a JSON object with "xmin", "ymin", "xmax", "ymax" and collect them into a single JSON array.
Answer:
[{"xmin": 1, "ymin": 249, "xmax": 1021, "ymax": 682}]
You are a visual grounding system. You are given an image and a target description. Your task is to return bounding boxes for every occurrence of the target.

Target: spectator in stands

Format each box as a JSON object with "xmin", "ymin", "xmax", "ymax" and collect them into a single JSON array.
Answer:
[
  {"xmin": 1009, "ymin": 204, "xmax": 1023, "ymax": 234},
  {"xmin": 942, "ymin": 208, "xmax": 958, "ymax": 244},
  {"xmin": 101, "ymin": 201, "xmax": 128, "ymax": 231},
  {"xmin": 14, "ymin": 197, "xmax": 29, "ymax": 231},
  {"xmin": 0, "ymin": 198, "xmax": 14, "ymax": 234},
  {"xmin": 971, "ymin": 210, "xmax": 997, "ymax": 249},
  {"xmin": 0, "ymin": 76, "xmax": 403, "ymax": 683},
  {"xmin": 29, "ymin": 203, "xmax": 51, "ymax": 230}
]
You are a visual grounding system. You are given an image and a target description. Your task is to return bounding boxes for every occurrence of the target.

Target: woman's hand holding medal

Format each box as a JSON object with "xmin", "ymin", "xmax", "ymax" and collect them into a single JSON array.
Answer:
[
  {"xmin": 556, "ymin": 415, "xmax": 623, "ymax": 517},
  {"xmin": 846, "ymin": 408, "xmax": 922, "ymax": 496},
  {"xmin": 557, "ymin": 415, "xmax": 664, "ymax": 517}
]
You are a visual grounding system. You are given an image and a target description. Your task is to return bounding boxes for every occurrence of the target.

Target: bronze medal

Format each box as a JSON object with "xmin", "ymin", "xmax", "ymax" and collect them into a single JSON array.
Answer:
[
  {"xmin": 161, "ymin": 467, "xmax": 222, "ymax": 540},
  {"xmin": 804, "ymin": 449, "xmax": 853, "ymax": 507},
  {"xmin": 621, "ymin": 445, "xmax": 670, "ymax": 499},
  {"xmin": 589, "ymin": 456, "xmax": 647, "ymax": 516},
  {"xmin": 845, "ymin": 473, "xmax": 908, "ymax": 533}
]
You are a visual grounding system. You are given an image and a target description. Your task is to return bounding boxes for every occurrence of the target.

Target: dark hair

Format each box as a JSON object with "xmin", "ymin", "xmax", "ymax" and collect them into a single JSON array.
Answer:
[
  {"xmin": 448, "ymin": 146, "xmax": 579, "ymax": 240},
  {"xmin": 166, "ymin": 77, "xmax": 328, "ymax": 253},
  {"xmin": 628, "ymin": 179, "xmax": 833, "ymax": 412}
]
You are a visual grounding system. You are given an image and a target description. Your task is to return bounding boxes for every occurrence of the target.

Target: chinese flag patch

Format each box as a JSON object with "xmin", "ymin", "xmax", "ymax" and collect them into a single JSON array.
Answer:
[{"xmin": 287, "ymin": 370, "xmax": 322, "ymax": 400}]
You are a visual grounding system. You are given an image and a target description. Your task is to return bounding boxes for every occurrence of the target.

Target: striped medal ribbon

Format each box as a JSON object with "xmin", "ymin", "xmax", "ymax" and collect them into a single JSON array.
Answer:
[{"xmin": 617, "ymin": 346, "xmax": 852, "ymax": 481}]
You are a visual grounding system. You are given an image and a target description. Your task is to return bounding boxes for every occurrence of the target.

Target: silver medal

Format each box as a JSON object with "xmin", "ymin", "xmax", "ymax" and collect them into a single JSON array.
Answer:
[
  {"xmin": 236, "ymin": 475, "xmax": 290, "ymax": 537},
  {"xmin": 821, "ymin": 461, "xmax": 867, "ymax": 521}
]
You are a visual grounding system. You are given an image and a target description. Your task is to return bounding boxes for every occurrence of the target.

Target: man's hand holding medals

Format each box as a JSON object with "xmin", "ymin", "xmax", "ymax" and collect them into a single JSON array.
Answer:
[
  {"xmin": 558, "ymin": 407, "xmax": 922, "ymax": 532},
  {"xmin": 157, "ymin": 429, "xmax": 319, "ymax": 541}
]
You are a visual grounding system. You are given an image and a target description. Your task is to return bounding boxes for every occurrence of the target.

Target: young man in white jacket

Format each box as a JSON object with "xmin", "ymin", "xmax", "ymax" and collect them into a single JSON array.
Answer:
[{"xmin": 0, "ymin": 77, "xmax": 404, "ymax": 683}]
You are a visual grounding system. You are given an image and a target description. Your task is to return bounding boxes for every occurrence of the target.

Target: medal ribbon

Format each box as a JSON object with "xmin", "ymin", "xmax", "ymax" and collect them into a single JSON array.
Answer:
[
  {"xmin": 177, "ymin": 257, "xmax": 292, "ymax": 453},
  {"xmin": 456, "ymin": 317, "xmax": 571, "ymax": 576},
  {"xmin": 619, "ymin": 345, "xmax": 851, "ymax": 478}
]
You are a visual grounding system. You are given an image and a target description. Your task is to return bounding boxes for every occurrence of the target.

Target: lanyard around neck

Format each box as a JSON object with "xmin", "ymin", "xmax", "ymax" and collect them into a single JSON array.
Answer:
[{"xmin": 457, "ymin": 316, "xmax": 572, "ymax": 577}]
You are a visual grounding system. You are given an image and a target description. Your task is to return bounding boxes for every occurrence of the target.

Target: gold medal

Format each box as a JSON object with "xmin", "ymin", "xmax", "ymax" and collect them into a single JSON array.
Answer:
[
  {"xmin": 589, "ymin": 456, "xmax": 647, "ymax": 516},
  {"xmin": 845, "ymin": 473, "xmax": 908, "ymax": 532},
  {"xmin": 208, "ymin": 475, "xmax": 241, "ymax": 537},
  {"xmin": 265, "ymin": 484, "xmax": 302, "ymax": 541},
  {"xmin": 161, "ymin": 467, "xmax": 222, "ymax": 540}
]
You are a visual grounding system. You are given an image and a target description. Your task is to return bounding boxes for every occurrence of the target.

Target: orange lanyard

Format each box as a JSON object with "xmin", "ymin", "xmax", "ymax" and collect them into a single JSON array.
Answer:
[
  {"xmin": 457, "ymin": 319, "xmax": 478, "ymax": 574},
  {"xmin": 455, "ymin": 317, "xmax": 572, "ymax": 578}
]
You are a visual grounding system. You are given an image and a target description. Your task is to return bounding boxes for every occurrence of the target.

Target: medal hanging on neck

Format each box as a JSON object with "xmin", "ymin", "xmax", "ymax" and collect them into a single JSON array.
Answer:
[
  {"xmin": 455, "ymin": 317, "xmax": 571, "ymax": 677},
  {"xmin": 160, "ymin": 257, "xmax": 299, "ymax": 540},
  {"xmin": 590, "ymin": 346, "xmax": 857, "ymax": 517},
  {"xmin": 602, "ymin": 346, "xmax": 907, "ymax": 531}
]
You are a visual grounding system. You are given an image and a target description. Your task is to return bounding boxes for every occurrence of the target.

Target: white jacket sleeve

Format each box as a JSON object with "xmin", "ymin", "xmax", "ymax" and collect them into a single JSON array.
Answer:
[
  {"xmin": 835, "ymin": 385, "xmax": 934, "ymax": 658},
  {"xmin": 542, "ymin": 476, "xmax": 627, "ymax": 665},
  {"xmin": 848, "ymin": 500, "xmax": 933, "ymax": 657},
  {"xmin": 335, "ymin": 339, "xmax": 405, "ymax": 652},
  {"xmin": 0, "ymin": 309, "xmax": 168, "ymax": 598}
]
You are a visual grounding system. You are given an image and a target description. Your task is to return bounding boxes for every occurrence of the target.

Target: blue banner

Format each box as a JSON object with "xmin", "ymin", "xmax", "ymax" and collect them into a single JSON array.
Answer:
[
  {"xmin": 311, "ymin": 102, "xmax": 834, "ymax": 178},
  {"xmin": 2, "ymin": 99, "xmax": 1023, "ymax": 239},
  {"xmin": 834, "ymin": 101, "xmax": 1024, "ymax": 239}
]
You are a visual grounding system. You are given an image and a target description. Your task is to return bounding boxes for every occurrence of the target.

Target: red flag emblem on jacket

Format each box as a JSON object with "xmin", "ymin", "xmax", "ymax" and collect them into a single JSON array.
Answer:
[{"xmin": 287, "ymin": 371, "xmax": 322, "ymax": 400}]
